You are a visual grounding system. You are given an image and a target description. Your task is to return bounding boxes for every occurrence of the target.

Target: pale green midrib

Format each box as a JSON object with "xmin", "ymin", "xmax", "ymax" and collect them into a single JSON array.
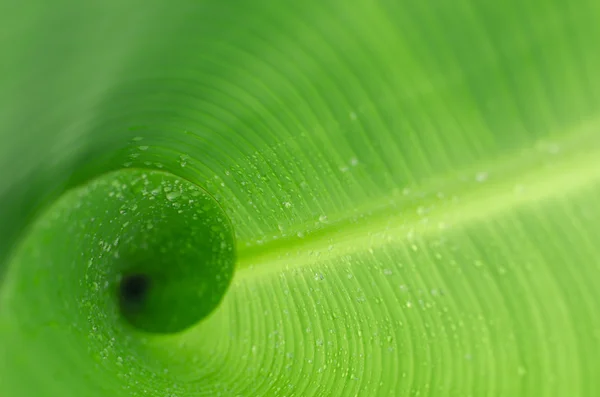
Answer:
[{"xmin": 235, "ymin": 121, "xmax": 600, "ymax": 279}]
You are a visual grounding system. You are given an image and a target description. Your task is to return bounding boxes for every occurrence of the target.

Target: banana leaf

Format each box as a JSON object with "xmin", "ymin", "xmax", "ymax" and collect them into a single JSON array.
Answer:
[{"xmin": 1, "ymin": 0, "xmax": 600, "ymax": 396}]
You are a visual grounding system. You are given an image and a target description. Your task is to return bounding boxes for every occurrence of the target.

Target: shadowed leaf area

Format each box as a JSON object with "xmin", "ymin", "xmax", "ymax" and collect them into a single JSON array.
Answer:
[{"xmin": 1, "ymin": 0, "xmax": 600, "ymax": 396}]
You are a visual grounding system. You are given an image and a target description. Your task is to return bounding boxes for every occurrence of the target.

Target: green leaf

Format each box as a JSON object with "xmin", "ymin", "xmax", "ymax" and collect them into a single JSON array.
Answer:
[{"xmin": 1, "ymin": 0, "xmax": 600, "ymax": 396}]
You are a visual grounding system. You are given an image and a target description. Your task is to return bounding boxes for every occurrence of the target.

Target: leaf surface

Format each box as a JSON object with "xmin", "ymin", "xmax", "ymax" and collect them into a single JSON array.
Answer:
[{"xmin": 1, "ymin": 0, "xmax": 600, "ymax": 396}]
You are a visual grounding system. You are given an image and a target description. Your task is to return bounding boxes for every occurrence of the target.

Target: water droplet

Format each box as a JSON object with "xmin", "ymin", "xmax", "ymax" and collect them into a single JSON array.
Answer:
[
  {"xmin": 514, "ymin": 184, "xmax": 525, "ymax": 195},
  {"xmin": 535, "ymin": 140, "xmax": 560, "ymax": 154},
  {"xmin": 179, "ymin": 155, "xmax": 188, "ymax": 168},
  {"xmin": 475, "ymin": 172, "xmax": 489, "ymax": 183},
  {"xmin": 166, "ymin": 191, "xmax": 181, "ymax": 201}
]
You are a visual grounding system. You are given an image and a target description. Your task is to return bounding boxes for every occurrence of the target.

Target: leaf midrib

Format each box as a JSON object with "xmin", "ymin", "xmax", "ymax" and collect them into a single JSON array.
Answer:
[{"xmin": 235, "ymin": 120, "xmax": 600, "ymax": 279}]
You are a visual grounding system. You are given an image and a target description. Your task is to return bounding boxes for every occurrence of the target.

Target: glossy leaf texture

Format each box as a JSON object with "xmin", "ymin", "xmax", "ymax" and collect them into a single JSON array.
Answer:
[{"xmin": 1, "ymin": 0, "xmax": 600, "ymax": 396}]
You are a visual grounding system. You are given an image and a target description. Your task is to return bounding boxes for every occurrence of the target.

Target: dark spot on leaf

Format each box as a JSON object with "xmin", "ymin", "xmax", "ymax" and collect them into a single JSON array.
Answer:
[{"xmin": 119, "ymin": 273, "xmax": 151, "ymax": 308}]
